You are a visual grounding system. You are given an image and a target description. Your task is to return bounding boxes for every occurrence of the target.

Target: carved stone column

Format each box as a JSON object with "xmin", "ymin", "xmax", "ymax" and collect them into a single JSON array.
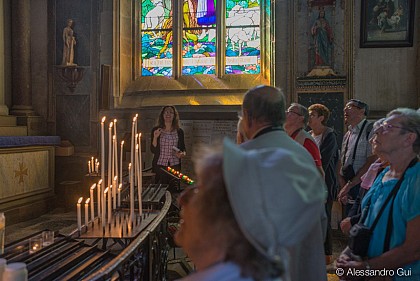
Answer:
[
  {"xmin": 10, "ymin": 0, "xmax": 34, "ymax": 116},
  {"xmin": 0, "ymin": 0, "xmax": 9, "ymax": 115}
]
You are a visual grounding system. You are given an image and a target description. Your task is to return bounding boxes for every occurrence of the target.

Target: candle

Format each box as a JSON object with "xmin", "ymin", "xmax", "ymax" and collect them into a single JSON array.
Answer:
[
  {"xmin": 129, "ymin": 162, "xmax": 134, "ymax": 224},
  {"xmin": 113, "ymin": 176, "xmax": 117, "ymax": 209},
  {"xmin": 77, "ymin": 197, "xmax": 83, "ymax": 231},
  {"xmin": 108, "ymin": 122, "xmax": 113, "ymax": 194},
  {"xmin": 130, "ymin": 117, "xmax": 136, "ymax": 189},
  {"xmin": 88, "ymin": 161, "xmax": 91, "ymax": 174},
  {"xmin": 101, "ymin": 117, "xmax": 106, "ymax": 184},
  {"xmin": 102, "ymin": 185, "xmax": 106, "ymax": 225},
  {"xmin": 118, "ymin": 183, "xmax": 122, "ymax": 207},
  {"xmin": 91, "ymin": 157, "xmax": 95, "ymax": 173},
  {"xmin": 138, "ymin": 133, "xmax": 143, "ymax": 216},
  {"xmin": 97, "ymin": 179, "xmax": 102, "ymax": 218},
  {"xmin": 104, "ymin": 187, "xmax": 110, "ymax": 224},
  {"xmin": 120, "ymin": 140, "xmax": 124, "ymax": 188},
  {"xmin": 114, "ymin": 136, "xmax": 118, "ymax": 194},
  {"xmin": 108, "ymin": 185, "xmax": 112, "ymax": 223},
  {"xmin": 95, "ymin": 158, "xmax": 99, "ymax": 173},
  {"xmin": 85, "ymin": 198, "xmax": 90, "ymax": 226},
  {"xmin": 90, "ymin": 184, "xmax": 96, "ymax": 220}
]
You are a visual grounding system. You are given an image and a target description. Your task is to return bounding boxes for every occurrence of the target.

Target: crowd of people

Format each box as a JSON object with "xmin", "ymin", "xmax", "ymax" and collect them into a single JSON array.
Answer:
[{"xmin": 152, "ymin": 85, "xmax": 419, "ymax": 281}]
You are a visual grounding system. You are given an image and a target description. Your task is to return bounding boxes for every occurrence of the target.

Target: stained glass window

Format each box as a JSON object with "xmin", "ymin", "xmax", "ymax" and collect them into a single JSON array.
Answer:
[{"xmin": 140, "ymin": 0, "xmax": 262, "ymax": 77}]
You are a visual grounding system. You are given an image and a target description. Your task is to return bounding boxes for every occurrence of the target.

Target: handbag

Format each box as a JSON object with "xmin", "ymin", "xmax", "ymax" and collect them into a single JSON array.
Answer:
[{"xmin": 348, "ymin": 158, "xmax": 418, "ymax": 258}]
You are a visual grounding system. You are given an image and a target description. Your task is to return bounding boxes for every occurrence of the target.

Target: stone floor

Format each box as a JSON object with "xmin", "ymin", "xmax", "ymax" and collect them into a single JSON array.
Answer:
[{"xmin": 4, "ymin": 208, "xmax": 348, "ymax": 280}]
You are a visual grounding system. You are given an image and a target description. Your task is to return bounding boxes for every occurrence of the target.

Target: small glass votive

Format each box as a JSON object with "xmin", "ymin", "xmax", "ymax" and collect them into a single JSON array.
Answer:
[
  {"xmin": 42, "ymin": 231, "xmax": 54, "ymax": 246},
  {"xmin": 29, "ymin": 237, "xmax": 43, "ymax": 254}
]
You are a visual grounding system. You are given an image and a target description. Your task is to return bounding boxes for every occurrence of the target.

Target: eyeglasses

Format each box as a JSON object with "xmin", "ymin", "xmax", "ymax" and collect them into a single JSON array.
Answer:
[
  {"xmin": 377, "ymin": 121, "xmax": 412, "ymax": 133},
  {"xmin": 286, "ymin": 110, "xmax": 302, "ymax": 116}
]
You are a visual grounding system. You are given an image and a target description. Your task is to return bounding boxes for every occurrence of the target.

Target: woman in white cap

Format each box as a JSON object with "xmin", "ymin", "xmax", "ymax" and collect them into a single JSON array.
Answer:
[{"xmin": 174, "ymin": 139, "xmax": 326, "ymax": 281}]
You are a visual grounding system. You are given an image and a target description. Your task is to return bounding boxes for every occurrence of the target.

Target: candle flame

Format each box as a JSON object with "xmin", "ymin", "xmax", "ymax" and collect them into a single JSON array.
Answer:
[
  {"xmin": 101, "ymin": 116, "xmax": 106, "ymax": 123},
  {"xmin": 135, "ymin": 133, "xmax": 138, "ymax": 138},
  {"xmin": 136, "ymin": 144, "xmax": 139, "ymax": 150},
  {"xmin": 114, "ymin": 176, "xmax": 118, "ymax": 180},
  {"xmin": 78, "ymin": 197, "xmax": 83, "ymax": 204},
  {"xmin": 132, "ymin": 116, "xmax": 136, "ymax": 122},
  {"xmin": 98, "ymin": 179, "xmax": 103, "ymax": 185},
  {"xmin": 118, "ymin": 183, "xmax": 122, "ymax": 189},
  {"xmin": 121, "ymin": 140, "xmax": 125, "ymax": 145},
  {"xmin": 114, "ymin": 119, "xmax": 117, "ymax": 123},
  {"xmin": 139, "ymin": 133, "xmax": 142, "ymax": 138},
  {"xmin": 109, "ymin": 122, "xmax": 113, "ymax": 128},
  {"xmin": 91, "ymin": 183, "xmax": 96, "ymax": 190},
  {"xmin": 104, "ymin": 187, "xmax": 109, "ymax": 194},
  {"xmin": 135, "ymin": 113, "xmax": 138, "ymax": 118},
  {"xmin": 85, "ymin": 198, "xmax": 90, "ymax": 204},
  {"xmin": 128, "ymin": 163, "xmax": 132, "ymax": 169},
  {"xmin": 113, "ymin": 135, "xmax": 116, "ymax": 140}
]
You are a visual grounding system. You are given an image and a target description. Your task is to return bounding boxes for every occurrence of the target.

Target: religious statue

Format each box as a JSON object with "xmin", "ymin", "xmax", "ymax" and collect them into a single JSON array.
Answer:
[
  {"xmin": 311, "ymin": 7, "xmax": 333, "ymax": 66},
  {"xmin": 62, "ymin": 19, "xmax": 77, "ymax": 66}
]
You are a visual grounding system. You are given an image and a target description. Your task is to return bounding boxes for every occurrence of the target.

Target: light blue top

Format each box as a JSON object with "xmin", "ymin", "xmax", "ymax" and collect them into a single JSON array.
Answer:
[
  {"xmin": 177, "ymin": 262, "xmax": 282, "ymax": 281},
  {"xmin": 362, "ymin": 162, "xmax": 420, "ymax": 280}
]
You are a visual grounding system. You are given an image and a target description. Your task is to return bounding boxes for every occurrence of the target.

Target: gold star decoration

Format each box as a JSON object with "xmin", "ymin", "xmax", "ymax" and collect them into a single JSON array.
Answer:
[{"xmin": 14, "ymin": 162, "xmax": 28, "ymax": 184}]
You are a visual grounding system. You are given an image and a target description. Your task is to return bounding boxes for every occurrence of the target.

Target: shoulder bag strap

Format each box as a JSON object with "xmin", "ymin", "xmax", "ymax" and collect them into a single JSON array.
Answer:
[
  {"xmin": 342, "ymin": 120, "xmax": 367, "ymax": 166},
  {"xmin": 383, "ymin": 158, "xmax": 419, "ymax": 252}
]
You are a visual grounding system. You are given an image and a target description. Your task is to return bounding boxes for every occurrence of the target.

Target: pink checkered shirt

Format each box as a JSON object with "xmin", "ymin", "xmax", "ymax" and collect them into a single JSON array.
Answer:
[{"xmin": 157, "ymin": 130, "xmax": 180, "ymax": 166}]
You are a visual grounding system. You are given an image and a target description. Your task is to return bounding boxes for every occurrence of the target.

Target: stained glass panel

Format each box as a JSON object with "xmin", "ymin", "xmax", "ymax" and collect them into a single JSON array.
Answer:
[
  {"xmin": 182, "ymin": 0, "xmax": 217, "ymax": 75},
  {"xmin": 141, "ymin": 0, "xmax": 173, "ymax": 76},
  {"xmin": 225, "ymin": 0, "xmax": 261, "ymax": 74}
]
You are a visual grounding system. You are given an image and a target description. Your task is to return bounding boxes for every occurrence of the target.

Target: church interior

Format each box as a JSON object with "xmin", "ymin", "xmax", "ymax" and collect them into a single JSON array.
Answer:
[{"xmin": 0, "ymin": 0, "xmax": 419, "ymax": 280}]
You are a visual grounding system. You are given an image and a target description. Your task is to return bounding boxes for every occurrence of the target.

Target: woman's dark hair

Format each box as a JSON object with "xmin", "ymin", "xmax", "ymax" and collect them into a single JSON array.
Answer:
[{"xmin": 156, "ymin": 105, "xmax": 180, "ymax": 129}]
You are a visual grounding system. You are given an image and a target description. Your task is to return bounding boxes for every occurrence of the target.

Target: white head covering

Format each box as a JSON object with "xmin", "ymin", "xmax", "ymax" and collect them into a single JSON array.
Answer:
[{"xmin": 223, "ymin": 138, "xmax": 326, "ymax": 261}]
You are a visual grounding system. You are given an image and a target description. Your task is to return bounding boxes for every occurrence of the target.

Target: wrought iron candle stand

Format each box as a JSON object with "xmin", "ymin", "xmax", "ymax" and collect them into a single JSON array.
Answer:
[{"xmin": 56, "ymin": 65, "xmax": 85, "ymax": 92}]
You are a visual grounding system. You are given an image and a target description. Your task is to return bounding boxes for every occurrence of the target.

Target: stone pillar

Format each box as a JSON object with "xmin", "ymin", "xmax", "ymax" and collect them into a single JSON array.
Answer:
[
  {"xmin": 0, "ymin": 0, "xmax": 9, "ymax": 115},
  {"xmin": 10, "ymin": 0, "xmax": 34, "ymax": 116}
]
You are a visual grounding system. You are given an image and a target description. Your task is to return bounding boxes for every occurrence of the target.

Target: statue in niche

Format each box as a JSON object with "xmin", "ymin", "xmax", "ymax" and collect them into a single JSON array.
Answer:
[{"xmin": 62, "ymin": 19, "xmax": 77, "ymax": 66}]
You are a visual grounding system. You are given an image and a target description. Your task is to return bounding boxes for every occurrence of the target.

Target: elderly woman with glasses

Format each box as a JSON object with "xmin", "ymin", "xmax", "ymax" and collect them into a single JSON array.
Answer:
[{"xmin": 337, "ymin": 108, "xmax": 420, "ymax": 280}]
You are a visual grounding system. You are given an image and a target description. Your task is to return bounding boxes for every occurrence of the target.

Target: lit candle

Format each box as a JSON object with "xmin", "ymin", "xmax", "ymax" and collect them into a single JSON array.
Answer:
[
  {"xmin": 77, "ymin": 197, "xmax": 83, "ymax": 231},
  {"xmin": 88, "ymin": 160, "xmax": 91, "ymax": 174},
  {"xmin": 108, "ymin": 122, "xmax": 113, "ymax": 194},
  {"xmin": 104, "ymin": 187, "xmax": 110, "ymax": 224},
  {"xmin": 90, "ymin": 184, "xmax": 96, "ymax": 220},
  {"xmin": 134, "ymin": 114, "xmax": 138, "ymax": 185},
  {"xmin": 91, "ymin": 157, "xmax": 95, "ymax": 174},
  {"xmin": 120, "ymin": 140, "xmax": 124, "ymax": 188},
  {"xmin": 85, "ymin": 198, "xmax": 90, "ymax": 226},
  {"xmin": 113, "ymin": 176, "xmax": 117, "ymax": 209},
  {"xmin": 97, "ymin": 179, "xmax": 102, "ymax": 218},
  {"xmin": 130, "ymin": 117, "xmax": 136, "ymax": 189},
  {"xmin": 118, "ymin": 183, "xmax": 122, "ymax": 207},
  {"xmin": 95, "ymin": 158, "xmax": 99, "ymax": 173},
  {"xmin": 129, "ymin": 162, "xmax": 134, "ymax": 224},
  {"xmin": 101, "ymin": 117, "xmax": 106, "ymax": 184},
  {"xmin": 114, "ymin": 136, "xmax": 118, "ymax": 196}
]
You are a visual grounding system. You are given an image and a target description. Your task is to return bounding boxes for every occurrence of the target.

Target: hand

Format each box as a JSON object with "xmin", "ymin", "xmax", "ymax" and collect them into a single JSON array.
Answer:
[
  {"xmin": 154, "ymin": 128, "xmax": 162, "ymax": 139},
  {"xmin": 338, "ymin": 182, "xmax": 351, "ymax": 204},
  {"xmin": 175, "ymin": 151, "xmax": 186, "ymax": 159},
  {"xmin": 340, "ymin": 217, "xmax": 352, "ymax": 236}
]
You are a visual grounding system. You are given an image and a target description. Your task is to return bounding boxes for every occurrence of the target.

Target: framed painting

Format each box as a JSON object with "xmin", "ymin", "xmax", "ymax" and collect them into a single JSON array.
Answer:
[{"xmin": 360, "ymin": 0, "xmax": 415, "ymax": 48}]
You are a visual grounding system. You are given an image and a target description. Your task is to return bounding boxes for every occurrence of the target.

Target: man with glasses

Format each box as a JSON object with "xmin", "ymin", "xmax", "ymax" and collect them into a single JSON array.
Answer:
[
  {"xmin": 338, "ymin": 99, "xmax": 377, "ymax": 216},
  {"xmin": 284, "ymin": 103, "xmax": 325, "ymax": 177},
  {"xmin": 239, "ymin": 85, "xmax": 327, "ymax": 281}
]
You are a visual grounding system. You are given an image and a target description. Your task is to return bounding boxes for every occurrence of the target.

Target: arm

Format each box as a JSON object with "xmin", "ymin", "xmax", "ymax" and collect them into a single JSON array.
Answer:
[
  {"xmin": 176, "ymin": 128, "xmax": 186, "ymax": 159},
  {"xmin": 338, "ymin": 216, "xmax": 420, "ymax": 271},
  {"xmin": 150, "ymin": 127, "xmax": 160, "ymax": 154},
  {"xmin": 303, "ymin": 139, "xmax": 325, "ymax": 178}
]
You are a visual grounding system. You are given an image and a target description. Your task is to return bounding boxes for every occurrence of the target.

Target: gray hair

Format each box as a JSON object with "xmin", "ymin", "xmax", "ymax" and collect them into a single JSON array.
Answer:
[
  {"xmin": 290, "ymin": 103, "xmax": 309, "ymax": 126},
  {"xmin": 387, "ymin": 108, "xmax": 420, "ymax": 154},
  {"xmin": 242, "ymin": 85, "xmax": 286, "ymax": 127}
]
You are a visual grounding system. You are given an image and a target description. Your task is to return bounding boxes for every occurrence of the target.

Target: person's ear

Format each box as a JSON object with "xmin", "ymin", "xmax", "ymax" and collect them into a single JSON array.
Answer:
[{"xmin": 319, "ymin": 115, "xmax": 325, "ymax": 123}]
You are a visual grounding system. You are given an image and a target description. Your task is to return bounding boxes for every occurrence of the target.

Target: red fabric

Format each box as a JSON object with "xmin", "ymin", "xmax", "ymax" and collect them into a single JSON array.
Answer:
[{"xmin": 303, "ymin": 139, "xmax": 322, "ymax": 167}]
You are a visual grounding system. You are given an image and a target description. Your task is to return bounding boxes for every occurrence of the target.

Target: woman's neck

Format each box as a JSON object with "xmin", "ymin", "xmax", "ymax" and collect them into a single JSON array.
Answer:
[
  {"xmin": 311, "ymin": 125, "xmax": 326, "ymax": 136},
  {"xmin": 387, "ymin": 152, "xmax": 417, "ymax": 178},
  {"xmin": 163, "ymin": 122, "xmax": 173, "ymax": 131}
]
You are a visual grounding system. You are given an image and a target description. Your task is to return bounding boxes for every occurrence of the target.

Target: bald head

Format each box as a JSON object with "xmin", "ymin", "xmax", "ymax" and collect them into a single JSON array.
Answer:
[{"xmin": 242, "ymin": 85, "xmax": 286, "ymax": 127}]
